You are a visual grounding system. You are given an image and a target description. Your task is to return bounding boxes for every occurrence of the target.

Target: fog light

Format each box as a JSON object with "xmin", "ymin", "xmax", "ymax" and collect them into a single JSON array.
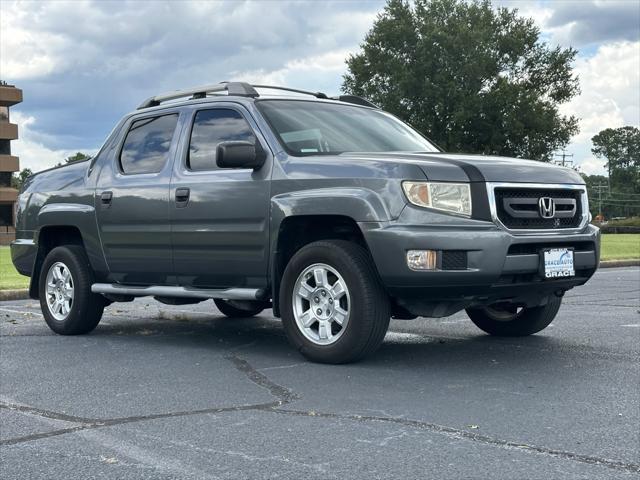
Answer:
[{"xmin": 407, "ymin": 250, "xmax": 437, "ymax": 270}]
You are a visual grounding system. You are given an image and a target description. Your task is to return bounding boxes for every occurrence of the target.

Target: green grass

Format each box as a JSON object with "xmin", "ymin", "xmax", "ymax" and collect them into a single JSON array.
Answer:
[
  {"xmin": 0, "ymin": 246, "xmax": 29, "ymax": 290},
  {"xmin": 600, "ymin": 234, "xmax": 640, "ymax": 261}
]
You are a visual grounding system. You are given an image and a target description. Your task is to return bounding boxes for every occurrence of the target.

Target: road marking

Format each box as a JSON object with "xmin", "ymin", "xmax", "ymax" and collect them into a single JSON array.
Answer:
[{"xmin": 621, "ymin": 324, "xmax": 640, "ymax": 328}]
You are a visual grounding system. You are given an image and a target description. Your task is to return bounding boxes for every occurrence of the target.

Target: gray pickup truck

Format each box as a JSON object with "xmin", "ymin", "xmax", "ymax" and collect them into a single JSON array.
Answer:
[{"xmin": 11, "ymin": 82, "xmax": 600, "ymax": 363}]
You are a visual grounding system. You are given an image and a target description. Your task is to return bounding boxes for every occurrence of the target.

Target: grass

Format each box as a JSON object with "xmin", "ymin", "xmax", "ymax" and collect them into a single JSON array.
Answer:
[
  {"xmin": 600, "ymin": 234, "xmax": 640, "ymax": 261},
  {"xmin": 0, "ymin": 246, "xmax": 29, "ymax": 290},
  {"xmin": 0, "ymin": 234, "xmax": 637, "ymax": 291}
]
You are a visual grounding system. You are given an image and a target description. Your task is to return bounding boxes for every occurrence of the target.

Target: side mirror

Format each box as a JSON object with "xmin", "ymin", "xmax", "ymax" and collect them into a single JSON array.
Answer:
[{"xmin": 216, "ymin": 141, "xmax": 266, "ymax": 170}]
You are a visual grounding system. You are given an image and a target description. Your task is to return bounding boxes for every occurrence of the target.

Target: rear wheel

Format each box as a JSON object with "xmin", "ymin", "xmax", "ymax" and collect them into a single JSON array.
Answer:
[
  {"xmin": 466, "ymin": 295, "xmax": 562, "ymax": 336},
  {"xmin": 39, "ymin": 245, "xmax": 104, "ymax": 335},
  {"xmin": 214, "ymin": 299, "xmax": 264, "ymax": 318},
  {"xmin": 280, "ymin": 240, "xmax": 390, "ymax": 364}
]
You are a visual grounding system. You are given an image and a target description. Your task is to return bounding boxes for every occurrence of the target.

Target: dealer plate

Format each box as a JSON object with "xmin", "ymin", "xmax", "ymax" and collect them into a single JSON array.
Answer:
[{"xmin": 542, "ymin": 248, "xmax": 575, "ymax": 279}]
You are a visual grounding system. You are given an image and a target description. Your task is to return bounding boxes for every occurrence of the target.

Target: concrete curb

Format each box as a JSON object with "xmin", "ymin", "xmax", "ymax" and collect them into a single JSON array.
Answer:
[
  {"xmin": 599, "ymin": 260, "xmax": 640, "ymax": 268},
  {"xmin": 0, "ymin": 289, "xmax": 30, "ymax": 301}
]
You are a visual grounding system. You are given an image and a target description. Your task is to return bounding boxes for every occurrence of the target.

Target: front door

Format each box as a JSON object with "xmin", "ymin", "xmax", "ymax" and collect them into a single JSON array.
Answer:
[
  {"xmin": 95, "ymin": 111, "xmax": 182, "ymax": 285},
  {"xmin": 170, "ymin": 105, "xmax": 271, "ymax": 289}
]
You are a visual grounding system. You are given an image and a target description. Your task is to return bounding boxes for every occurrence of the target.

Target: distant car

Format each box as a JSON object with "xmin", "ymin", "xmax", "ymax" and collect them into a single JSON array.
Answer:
[{"xmin": 11, "ymin": 82, "xmax": 600, "ymax": 363}]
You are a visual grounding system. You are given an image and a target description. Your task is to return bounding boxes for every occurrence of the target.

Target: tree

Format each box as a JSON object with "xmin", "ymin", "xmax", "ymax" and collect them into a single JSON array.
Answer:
[
  {"xmin": 591, "ymin": 126, "xmax": 640, "ymax": 194},
  {"xmin": 11, "ymin": 168, "xmax": 33, "ymax": 190},
  {"xmin": 343, "ymin": 0, "xmax": 580, "ymax": 161},
  {"xmin": 65, "ymin": 152, "xmax": 92, "ymax": 164},
  {"xmin": 55, "ymin": 152, "xmax": 92, "ymax": 168}
]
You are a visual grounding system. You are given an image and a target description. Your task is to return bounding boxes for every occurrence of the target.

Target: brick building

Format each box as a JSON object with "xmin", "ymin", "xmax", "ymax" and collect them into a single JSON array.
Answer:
[{"xmin": 0, "ymin": 83, "xmax": 22, "ymax": 246}]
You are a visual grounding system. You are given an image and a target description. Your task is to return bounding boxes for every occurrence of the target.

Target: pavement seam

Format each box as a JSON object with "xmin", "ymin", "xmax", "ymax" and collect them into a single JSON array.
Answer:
[{"xmin": 269, "ymin": 408, "xmax": 640, "ymax": 474}]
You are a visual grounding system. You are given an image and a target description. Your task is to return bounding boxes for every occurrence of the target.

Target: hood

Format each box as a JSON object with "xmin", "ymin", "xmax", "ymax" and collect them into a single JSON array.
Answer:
[{"xmin": 339, "ymin": 152, "xmax": 585, "ymax": 184}]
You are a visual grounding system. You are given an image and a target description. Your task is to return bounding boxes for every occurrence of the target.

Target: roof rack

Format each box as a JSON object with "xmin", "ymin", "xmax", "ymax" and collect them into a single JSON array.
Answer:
[
  {"xmin": 137, "ymin": 81, "xmax": 377, "ymax": 110},
  {"xmin": 137, "ymin": 82, "xmax": 258, "ymax": 109}
]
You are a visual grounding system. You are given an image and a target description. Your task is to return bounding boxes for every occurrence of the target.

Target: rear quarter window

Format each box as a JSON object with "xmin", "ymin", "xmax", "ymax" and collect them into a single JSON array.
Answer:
[{"xmin": 120, "ymin": 114, "xmax": 179, "ymax": 174}]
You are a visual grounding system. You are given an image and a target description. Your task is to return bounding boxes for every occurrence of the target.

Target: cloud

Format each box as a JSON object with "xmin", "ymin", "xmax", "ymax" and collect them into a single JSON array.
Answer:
[
  {"xmin": 545, "ymin": 0, "xmax": 640, "ymax": 47},
  {"xmin": 1, "ymin": 0, "xmax": 382, "ymax": 162},
  {"xmin": 9, "ymin": 111, "xmax": 96, "ymax": 172},
  {"xmin": 559, "ymin": 41, "xmax": 640, "ymax": 174},
  {"xmin": 577, "ymin": 156, "xmax": 607, "ymax": 176}
]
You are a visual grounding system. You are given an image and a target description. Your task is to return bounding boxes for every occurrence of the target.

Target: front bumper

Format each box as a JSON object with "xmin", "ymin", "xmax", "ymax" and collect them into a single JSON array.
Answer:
[{"xmin": 360, "ymin": 210, "xmax": 600, "ymax": 316}]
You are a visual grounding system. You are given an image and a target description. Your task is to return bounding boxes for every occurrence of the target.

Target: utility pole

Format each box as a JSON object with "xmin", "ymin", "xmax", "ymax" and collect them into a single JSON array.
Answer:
[
  {"xmin": 553, "ymin": 151, "xmax": 574, "ymax": 167},
  {"xmin": 592, "ymin": 184, "xmax": 608, "ymax": 218}
]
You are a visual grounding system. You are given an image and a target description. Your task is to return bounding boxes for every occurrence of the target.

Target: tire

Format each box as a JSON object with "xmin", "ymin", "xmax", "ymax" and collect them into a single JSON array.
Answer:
[
  {"xmin": 214, "ymin": 299, "xmax": 264, "ymax": 318},
  {"xmin": 466, "ymin": 295, "xmax": 562, "ymax": 337},
  {"xmin": 39, "ymin": 245, "xmax": 105, "ymax": 335},
  {"xmin": 280, "ymin": 240, "xmax": 390, "ymax": 364}
]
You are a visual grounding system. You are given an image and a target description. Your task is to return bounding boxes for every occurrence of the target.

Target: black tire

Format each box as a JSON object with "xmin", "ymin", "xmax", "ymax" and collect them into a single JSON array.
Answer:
[
  {"xmin": 466, "ymin": 295, "xmax": 562, "ymax": 337},
  {"xmin": 280, "ymin": 240, "xmax": 390, "ymax": 364},
  {"xmin": 214, "ymin": 299, "xmax": 264, "ymax": 318},
  {"xmin": 39, "ymin": 245, "xmax": 104, "ymax": 335}
]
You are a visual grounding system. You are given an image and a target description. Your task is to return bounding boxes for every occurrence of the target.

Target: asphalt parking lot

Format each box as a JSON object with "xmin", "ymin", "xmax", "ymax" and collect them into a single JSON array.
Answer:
[{"xmin": 0, "ymin": 267, "xmax": 638, "ymax": 479}]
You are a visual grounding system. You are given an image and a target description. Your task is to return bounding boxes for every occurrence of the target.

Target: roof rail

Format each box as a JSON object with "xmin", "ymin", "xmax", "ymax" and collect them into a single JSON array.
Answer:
[
  {"xmin": 137, "ymin": 82, "xmax": 258, "ymax": 109},
  {"xmin": 252, "ymin": 85, "xmax": 329, "ymax": 99},
  {"xmin": 137, "ymin": 81, "xmax": 378, "ymax": 110}
]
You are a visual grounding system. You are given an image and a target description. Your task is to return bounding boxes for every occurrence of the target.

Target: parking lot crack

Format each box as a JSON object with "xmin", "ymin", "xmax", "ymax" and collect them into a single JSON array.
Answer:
[
  {"xmin": 225, "ymin": 354, "xmax": 300, "ymax": 405},
  {"xmin": 270, "ymin": 408, "xmax": 640, "ymax": 475}
]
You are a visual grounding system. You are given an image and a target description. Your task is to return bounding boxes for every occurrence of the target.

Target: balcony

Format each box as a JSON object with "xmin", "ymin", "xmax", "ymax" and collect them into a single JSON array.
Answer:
[
  {"xmin": 0, "ymin": 122, "xmax": 18, "ymax": 140},
  {"xmin": 0, "ymin": 155, "xmax": 19, "ymax": 173},
  {"xmin": 0, "ymin": 187, "xmax": 18, "ymax": 202},
  {"xmin": 0, "ymin": 86, "xmax": 23, "ymax": 107}
]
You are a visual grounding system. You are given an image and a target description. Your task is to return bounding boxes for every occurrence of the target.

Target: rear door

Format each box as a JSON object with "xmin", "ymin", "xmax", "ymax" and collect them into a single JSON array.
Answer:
[
  {"xmin": 95, "ymin": 111, "xmax": 183, "ymax": 285},
  {"xmin": 170, "ymin": 104, "xmax": 271, "ymax": 289}
]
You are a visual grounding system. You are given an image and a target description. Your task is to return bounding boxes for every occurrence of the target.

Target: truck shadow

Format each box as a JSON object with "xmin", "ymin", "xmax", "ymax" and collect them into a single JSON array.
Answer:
[{"xmin": 89, "ymin": 307, "xmax": 596, "ymax": 372}]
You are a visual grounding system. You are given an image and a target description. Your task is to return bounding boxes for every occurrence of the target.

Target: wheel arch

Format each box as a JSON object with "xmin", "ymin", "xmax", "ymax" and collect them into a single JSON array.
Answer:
[
  {"xmin": 270, "ymin": 213, "xmax": 375, "ymax": 317},
  {"xmin": 30, "ymin": 225, "xmax": 88, "ymax": 299}
]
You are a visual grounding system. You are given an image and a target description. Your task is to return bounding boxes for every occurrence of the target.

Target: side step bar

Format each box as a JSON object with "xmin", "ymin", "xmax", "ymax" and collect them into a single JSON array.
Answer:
[{"xmin": 91, "ymin": 284, "xmax": 265, "ymax": 301}]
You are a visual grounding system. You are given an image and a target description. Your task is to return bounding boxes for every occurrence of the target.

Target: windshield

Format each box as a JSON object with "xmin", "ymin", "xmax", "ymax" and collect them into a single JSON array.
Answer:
[{"xmin": 256, "ymin": 100, "xmax": 438, "ymax": 156}]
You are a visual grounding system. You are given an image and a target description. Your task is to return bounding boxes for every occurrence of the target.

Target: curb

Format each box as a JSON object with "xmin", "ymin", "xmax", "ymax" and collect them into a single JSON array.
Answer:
[
  {"xmin": 599, "ymin": 260, "xmax": 640, "ymax": 268},
  {"xmin": 0, "ymin": 289, "xmax": 30, "ymax": 301}
]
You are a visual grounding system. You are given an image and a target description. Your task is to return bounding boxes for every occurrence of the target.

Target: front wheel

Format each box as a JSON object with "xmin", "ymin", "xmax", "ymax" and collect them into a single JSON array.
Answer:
[
  {"xmin": 280, "ymin": 240, "xmax": 390, "ymax": 364},
  {"xmin": 466, "ymin": 295, "xmax": 562, "ymax": 337},
  {"xmin": 39, "ymin": 245, "xmax": 105, "ymax": 335}
]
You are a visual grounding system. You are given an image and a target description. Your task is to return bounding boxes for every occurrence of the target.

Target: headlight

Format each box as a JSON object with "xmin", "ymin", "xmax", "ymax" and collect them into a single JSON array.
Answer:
[{"xmin": 402, "ymin": 181, "xmax": 472, "ymax": 216}]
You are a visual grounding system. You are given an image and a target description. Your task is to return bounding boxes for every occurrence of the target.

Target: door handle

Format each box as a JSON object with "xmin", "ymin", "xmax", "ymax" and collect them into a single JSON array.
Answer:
[
  {"xmin": 175, "ymin": 187, "xmax": 190, "ymax": 208},
  {"xmin": 100, "ymin": 191, "xmax": 113, "ymax": 208}
]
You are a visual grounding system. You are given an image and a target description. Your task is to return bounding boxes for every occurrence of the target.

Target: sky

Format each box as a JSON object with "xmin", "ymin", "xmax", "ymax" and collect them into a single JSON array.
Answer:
[{"xmin": 1, "ymin": 0, "xmax": 638, "ymax": 175}]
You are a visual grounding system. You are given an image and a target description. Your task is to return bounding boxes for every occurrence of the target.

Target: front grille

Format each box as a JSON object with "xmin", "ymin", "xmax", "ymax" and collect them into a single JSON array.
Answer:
[
  {"xmin": 494, "ymin": 187, "xmax": 584, "ymax": 230},
  {"xmin": 441, "ymin": 251, "xmax": 468, "ymax": 270}
]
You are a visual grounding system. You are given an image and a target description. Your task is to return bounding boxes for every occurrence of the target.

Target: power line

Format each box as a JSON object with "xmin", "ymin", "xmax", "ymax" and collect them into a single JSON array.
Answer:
[{"xmin": 553, "ymin": 151, "xmax": 574, "ymax": 167}]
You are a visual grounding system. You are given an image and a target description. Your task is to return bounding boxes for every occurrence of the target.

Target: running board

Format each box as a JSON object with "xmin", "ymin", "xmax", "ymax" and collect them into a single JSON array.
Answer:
[{"xmin": 91, "ymin": 284, "xmax": 265, "ymax": 301}]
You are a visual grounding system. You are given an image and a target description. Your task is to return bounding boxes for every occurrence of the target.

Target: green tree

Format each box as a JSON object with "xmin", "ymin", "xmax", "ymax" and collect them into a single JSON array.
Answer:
[
  {"xmin": 11, "ymin": 168, "xmax": 33, "ymax": 190},
  {"xmin": 591, "ymin": 126, "xmax": 640, "ymax": 194},
  {"xmin": 343, "ymin": 0, "xmax": 579, "ymax": 160},
  {"xmin": 65, "ymin": 152, "xmax": 92, "ymax": 164}
]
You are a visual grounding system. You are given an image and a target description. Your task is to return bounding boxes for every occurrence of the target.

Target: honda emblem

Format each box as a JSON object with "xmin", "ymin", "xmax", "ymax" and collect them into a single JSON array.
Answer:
[{"xmin": 538, "ymin": 197, "xmax": 555, "ymax": 219}]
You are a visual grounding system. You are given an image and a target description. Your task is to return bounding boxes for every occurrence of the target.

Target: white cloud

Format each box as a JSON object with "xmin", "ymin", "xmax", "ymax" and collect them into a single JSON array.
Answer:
[
  {"xmin": 577, "ymin": 156, "xmax": 607, "ymax": 176},
  {"xmin": 9, "ymin": 112, "xmax": 95, "ymax": 172},
  {"xmin": 560, "ymin": 41, "xmax": 640, "ymax": 174}
]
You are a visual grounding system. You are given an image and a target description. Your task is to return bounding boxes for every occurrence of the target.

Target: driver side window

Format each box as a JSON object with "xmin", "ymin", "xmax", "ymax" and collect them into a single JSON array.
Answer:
[{"xmin": 188, "ymin": 109, "xmax": 256, "ymax": 171}]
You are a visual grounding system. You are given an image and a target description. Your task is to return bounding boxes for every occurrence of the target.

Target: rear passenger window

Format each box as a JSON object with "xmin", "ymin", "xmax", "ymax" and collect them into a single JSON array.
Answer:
[
  {"xmin": 188, "ymin": 109, "xmax": 256, "ymax": 171},
  {"xmin": 120, "ymin": 114, "xmax": 178, "ymax": 174}
]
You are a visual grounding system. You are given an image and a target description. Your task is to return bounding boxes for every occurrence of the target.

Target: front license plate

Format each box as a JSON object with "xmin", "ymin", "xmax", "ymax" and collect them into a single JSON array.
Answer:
[{"xmin": 542, "ymin": 248, "xmax": 575, "ymax": 279}]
